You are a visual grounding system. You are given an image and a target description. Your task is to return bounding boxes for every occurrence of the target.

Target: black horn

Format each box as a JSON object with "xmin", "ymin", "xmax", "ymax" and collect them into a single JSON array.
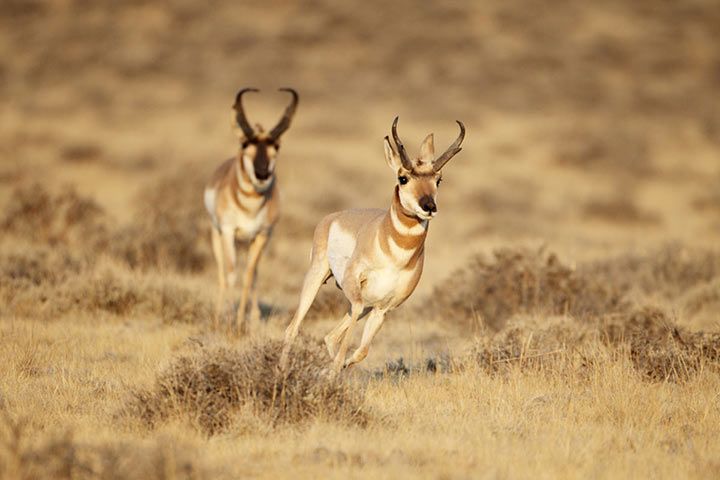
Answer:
[
  {"xmin": 269, "ymin": 88, "xmax": 299, "ymax": 141},
  {"xmin": 433, "ymin": 121, "xmax": 465, "ymax": 172},
  {"xmin": 391, "ymin": 116, "xmax": 414, "ymax": 171},
  {"xmin": 233, "ymin": 88, "xmax": 259, "ymax": 140}
]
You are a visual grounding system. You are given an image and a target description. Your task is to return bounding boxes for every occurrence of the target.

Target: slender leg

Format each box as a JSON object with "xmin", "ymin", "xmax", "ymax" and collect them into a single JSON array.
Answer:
[
  {"xmin": 332, "ymin": 301, "xmax": 364, "ymax": 374},
  {"xmin": 220, "ymin": 227, "xmax": 238, "ymax": 287},
  {"xmin": 279, "ymin": 250, "xmax": 330, "ymax": 370},
  {"xmin": 324, "ymin": 313, "xmax": 351, "ymax": 358},
  {"xmin": 236, "ymin": 231, "xmax": 269, "ymax": 333},
  {"xmin": 211, "ymin": 227, "xmax": 226, "ymax": 328},
  {"xmin": 345, "ymin": 309, "xmax": 387, "ymax": 368}
]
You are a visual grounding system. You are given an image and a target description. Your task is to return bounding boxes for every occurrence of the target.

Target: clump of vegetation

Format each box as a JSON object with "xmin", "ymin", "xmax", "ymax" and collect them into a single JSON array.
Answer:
[
  {"xmin": 2, "ymin": 175, "xmax": 211, "ymax": 274},
  {"xmin": 128, "ymin": 339, "xmax": 368, "ymax": 435},
  {"xmin": 109, "ymin": 168, "xmax": 210, "ymax": 273},
  {"xmin": 467, "ymin": 307, "xmax": 720, "ymax": 382},
  {"xmin": 1, "ymin": 183, "xmax": 107, "ymax": 247},
  {"xmin": 420, "ymin": 247, "xmax": 628, "ymax": 330},
  {"xmin": 0, "ymin": 245, "xmax": 212, "ymax": 324}
]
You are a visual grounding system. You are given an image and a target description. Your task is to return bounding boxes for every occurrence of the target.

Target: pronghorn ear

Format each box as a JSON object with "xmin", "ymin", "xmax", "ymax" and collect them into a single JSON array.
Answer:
[
  {"xmin": 383, "ymin": 136, "xmax": 402, "ymax": 171},
  {"xmin": 420, "ymin": 133, "xmax": 435, "ymax": 161}
]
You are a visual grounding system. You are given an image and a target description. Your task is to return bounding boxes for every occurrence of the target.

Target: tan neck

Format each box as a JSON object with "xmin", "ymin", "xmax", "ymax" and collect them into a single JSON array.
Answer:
[{"xmin": 377, "ymin": 187, "xmax": 428, "ymax": 268}]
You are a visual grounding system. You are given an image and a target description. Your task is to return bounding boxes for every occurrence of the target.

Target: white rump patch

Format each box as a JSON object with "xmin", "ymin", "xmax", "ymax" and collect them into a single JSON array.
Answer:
[{"xmin": 327, "ymin": 221, "xmax": 357, "ymax": 286}]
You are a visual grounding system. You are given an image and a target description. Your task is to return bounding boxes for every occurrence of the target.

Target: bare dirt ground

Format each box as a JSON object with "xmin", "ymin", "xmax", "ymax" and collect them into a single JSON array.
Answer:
[{"xmin": 1, "ymin": 1, "xmax": 719, "ymax": 478}]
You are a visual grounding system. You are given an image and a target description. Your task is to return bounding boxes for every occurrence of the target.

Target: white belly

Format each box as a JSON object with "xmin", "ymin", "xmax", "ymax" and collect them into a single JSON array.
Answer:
[
  {"xmin": 361, "ymin": 267, "xmax": 415, "ymax": 307},
  {"xmin": 327, "ymin": 221, "xmax": 357, "ymax": 286}
]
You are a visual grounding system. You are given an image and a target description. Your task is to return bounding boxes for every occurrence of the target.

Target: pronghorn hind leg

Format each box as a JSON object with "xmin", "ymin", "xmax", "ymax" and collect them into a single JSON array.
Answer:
[
  {"xmin": 345, "ymin": 309, "xmax": 387, "ymax": 369},
  {"xmin": 279, "ymin": 252, "xmax": 330, "ymax": 370},
  {"xmin": 332, "ymin": 300, "xmax": 365, "ymax": 374},
  {"xmin": 236, "ymin": 231, "xmax": 269, "ymax": 335},
  {"xmin": 325, "ymin": 307, "xmax": 372, "ymax": 359},
  {"xmin": 324, "ymin": 312, "xmax": 351, "ymax": 358}
]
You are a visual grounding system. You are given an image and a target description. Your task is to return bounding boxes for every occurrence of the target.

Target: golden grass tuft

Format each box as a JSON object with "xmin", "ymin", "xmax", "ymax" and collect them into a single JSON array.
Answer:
[{"xmin": 128, "ymin": 339, "xmax": 367, "ymax": 435}]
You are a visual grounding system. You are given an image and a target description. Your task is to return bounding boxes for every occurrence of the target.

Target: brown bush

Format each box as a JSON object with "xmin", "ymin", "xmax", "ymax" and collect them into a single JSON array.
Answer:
[
  {"xmin": 129, "ymin": 339, "xmax": 367, "ymax": 435},
  {"xmin": 602, "ymin": 306, "xmax": 720, "ymax": 382},
  {"xmin": 468, "ymin": 316, "xmax": 596, "ymax": 374},
  {"xmin": 420, "ymin": 247, "xmax": 628, "ymax": 330},
  {"xmin": 0, "ymin": 245, "xmax": 212, "ymax": 324},
  {"xmin": 1, "ymin": 184, "xmax": 107, "ymax": 247},
  {"xmin": 467, "ymin": 307, "xmax": 720, "ymax": 382},
  {"xmin": 108, "ymin": 168, "xmax": 211, "ymax": 273},
  {"xmin": 2, "ymin": 176, "xmax": 211, "ymax": 274}
]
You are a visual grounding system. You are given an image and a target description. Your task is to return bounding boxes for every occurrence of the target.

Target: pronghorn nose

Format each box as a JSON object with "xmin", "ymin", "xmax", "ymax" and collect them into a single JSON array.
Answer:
[{"xmin": 419, "ymin": 196, "xmax": 436, "ymax": 214}]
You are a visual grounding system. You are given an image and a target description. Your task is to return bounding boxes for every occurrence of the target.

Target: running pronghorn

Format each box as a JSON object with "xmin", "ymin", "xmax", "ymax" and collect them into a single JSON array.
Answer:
[
  {"xmin": 281, "ymin": 117, "xmax": 465, "ymax": 372},
  {"xmin": 204, "ymin": 87, "xmax": 298, "ymax": 332}
]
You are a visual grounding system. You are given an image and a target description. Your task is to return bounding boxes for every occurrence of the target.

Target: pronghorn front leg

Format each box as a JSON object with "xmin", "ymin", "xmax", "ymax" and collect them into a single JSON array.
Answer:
[
  {"xmin": 344, "ymin": 308, "xmax": 387, "ymax": 369},
  {"xmin": 236, "ymin": 230, "xmax": 269, "ymax": 333},
  {"xmin": 210, "ymin": 226, "xmax": 226, "ymax": 327}
]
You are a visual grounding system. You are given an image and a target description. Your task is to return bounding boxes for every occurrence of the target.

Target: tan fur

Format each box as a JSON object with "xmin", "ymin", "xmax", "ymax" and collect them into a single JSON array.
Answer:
[
  {"xmin": 281, "ymin": 120, "xmax": 464, "ymax": 373},
  {"xmin": 205, "ymin": 149, "xmax": 280, "ymax": 333}
]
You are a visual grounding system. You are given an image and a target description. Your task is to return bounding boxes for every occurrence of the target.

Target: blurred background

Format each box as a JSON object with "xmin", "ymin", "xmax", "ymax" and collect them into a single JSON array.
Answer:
[{"xmin": 1, "ymin": 0, "xmax": 719, "ymax": 307}]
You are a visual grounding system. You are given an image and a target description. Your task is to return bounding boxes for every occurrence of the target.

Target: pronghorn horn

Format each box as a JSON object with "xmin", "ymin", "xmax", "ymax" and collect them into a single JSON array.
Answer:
[
  {"xmin": 433, "ymin": 120, "xmax": 465, "ymax": 172},
  {"xmin": 269, "ymin": 88, "xmax": 299, "ymax": 141},
  {"xmin": 391, "ymin": 116, "xmax": 414, "ymax": 171},
  {"xmin": 233, "ymin": 88, "xmax": 259, "ymax": 140}
]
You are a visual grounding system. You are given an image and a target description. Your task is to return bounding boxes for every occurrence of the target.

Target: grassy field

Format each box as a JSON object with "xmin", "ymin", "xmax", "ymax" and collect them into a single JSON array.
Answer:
[{"xmin": 1, "ymin": 1, "xmax": 719, "ymax": 478}]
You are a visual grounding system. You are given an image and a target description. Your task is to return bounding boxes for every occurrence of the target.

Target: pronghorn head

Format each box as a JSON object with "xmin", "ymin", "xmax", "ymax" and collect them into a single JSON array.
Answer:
[
  {"xmin": 232, "ymin": 88, "xmax": 299, "ymax": 191},
  {"xmin": 383, "ymin": 117, "xmax": 465, "ymax": 220}
]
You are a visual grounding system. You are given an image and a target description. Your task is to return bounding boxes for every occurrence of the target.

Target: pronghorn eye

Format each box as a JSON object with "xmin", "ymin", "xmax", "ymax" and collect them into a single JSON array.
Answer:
[
  {"xmin": 436, "ymin": 178, "xmax": 442, "ymax": 187},
  {"xmin": 398, "ymin": 176, "xmax": 409, "ymax": 185}
]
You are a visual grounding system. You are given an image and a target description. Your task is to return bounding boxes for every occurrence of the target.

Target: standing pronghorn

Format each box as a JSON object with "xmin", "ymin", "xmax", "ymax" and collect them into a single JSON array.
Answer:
[
  {"xmin": 281, "ymin": 117, "xmax": 465, "ymax": 372},
  {"xmin": 204, "ymin": 87, "xmax": 298, "ymax": 332}
]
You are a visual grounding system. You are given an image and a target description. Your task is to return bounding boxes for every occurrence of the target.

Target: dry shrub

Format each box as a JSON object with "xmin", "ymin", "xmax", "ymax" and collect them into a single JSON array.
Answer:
[
  {"xmin": 467, "ymin": 307, "xmax": 720, "ymax": 382},
  {"xmin": 469, "ymin": 316, "xmax": 596, "ymax": 374},
  {"xmin": 603, "ymin": 306, "xmax": 720, "ymax": 382},
  {"xmin": 421, "ymin": 247, "xmax": 628, "ymax": 330},
  {"xmin": 0, "ymin": 245, "xmax": 212, "ymax": 324},
  {"xmin": 682, "ymin": 279, "xmax": 720, "ymax": 318},
  {"xmin": 2, "ymin": 175, "xmax": 211, "ymax": 274},
  {"xmin": 109, "ymin": 169, "xmax": 210, "ymax": 273},
  {"xmin": 129, "ymin": 339, "xmax": 367, "ymax": 435},
  {"xmin": 1, "ymin": 183, "xmax": 107, "ymax": 247},
  {"xmin": 0, "ymin": 411, "xmax": 208, "ymax": 480}
]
